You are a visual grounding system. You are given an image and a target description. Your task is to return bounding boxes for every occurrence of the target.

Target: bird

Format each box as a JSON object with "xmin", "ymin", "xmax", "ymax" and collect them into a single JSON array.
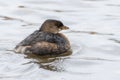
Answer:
[{"xmin": 14, "ymin": 19, "xmax": 71, "ymax": 56}]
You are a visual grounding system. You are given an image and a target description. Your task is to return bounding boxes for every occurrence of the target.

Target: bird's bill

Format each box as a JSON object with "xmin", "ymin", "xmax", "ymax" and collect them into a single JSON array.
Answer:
[{"xmin": 59, "ymin": 26, "xmax": 69, "ymax": 31}]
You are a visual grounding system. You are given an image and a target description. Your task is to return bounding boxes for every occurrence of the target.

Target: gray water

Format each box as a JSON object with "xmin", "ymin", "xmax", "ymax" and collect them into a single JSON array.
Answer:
[{"xmin": 0, "ymin": 0, "xmax": 120, "ymax": 80}]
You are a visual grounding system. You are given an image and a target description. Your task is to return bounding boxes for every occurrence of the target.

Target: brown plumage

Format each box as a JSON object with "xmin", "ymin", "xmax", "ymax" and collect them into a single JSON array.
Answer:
[{"xmin": 14, "ymin": 19, "xmax": 71, "ymax": 56}]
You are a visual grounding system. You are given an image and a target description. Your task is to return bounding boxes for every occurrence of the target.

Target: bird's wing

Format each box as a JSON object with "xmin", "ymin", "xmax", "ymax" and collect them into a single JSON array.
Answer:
[{"xmin": 15, "ymin": 30, "xmax": 43, "ymax": 47}]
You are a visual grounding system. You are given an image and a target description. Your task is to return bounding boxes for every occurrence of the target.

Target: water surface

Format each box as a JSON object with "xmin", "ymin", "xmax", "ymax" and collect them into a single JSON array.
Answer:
[{"xmin": 0, "ymin": 0, "xmax": 120, "ymax": 80}]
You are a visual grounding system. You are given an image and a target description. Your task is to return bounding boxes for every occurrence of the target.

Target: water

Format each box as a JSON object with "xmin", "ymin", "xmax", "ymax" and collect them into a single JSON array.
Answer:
[{"xmin": 0, "ymin": 0, "xmax": 120, "ymax": 80}]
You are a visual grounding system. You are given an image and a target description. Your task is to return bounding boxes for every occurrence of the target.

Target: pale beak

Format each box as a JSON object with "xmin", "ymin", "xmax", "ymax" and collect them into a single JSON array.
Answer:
[{"xmin": 60, "ymin": 26, "xmax": 69, "ymax": 31}]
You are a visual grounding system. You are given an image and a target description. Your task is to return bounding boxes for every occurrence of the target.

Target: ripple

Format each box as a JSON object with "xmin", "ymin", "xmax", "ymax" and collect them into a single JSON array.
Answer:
[
  {"xmin": 109, "ymin": 38, "xmax": 120, "ymax": 44},
  {"xmin": 66, "ymin": 30, "xmax": 114, "ymax": 35},
  {"xmin": 0, "ymin": 15, "xmax": 40, "ymax": 26},
  {"xmin": 106, "ymin": 4, "xmax": 120, "ymax": 7}
]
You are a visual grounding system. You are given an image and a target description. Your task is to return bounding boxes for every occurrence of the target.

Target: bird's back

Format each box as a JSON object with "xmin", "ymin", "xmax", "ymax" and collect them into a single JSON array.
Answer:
[{"xmin": 15, "ymin": 30, "xmax": 54, "ymax": 48}]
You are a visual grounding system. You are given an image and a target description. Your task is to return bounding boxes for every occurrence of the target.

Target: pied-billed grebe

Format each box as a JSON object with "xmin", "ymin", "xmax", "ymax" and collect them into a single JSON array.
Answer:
[{"xmin": 14, "ymin": 19, "xmax": 71, "ymax": 56}]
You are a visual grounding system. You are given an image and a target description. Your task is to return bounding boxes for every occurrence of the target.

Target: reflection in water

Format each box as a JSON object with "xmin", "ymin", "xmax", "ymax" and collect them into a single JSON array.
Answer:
[{"xmin": 24, "ymin": 50, "xmax": 72, "ymax": 72}]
